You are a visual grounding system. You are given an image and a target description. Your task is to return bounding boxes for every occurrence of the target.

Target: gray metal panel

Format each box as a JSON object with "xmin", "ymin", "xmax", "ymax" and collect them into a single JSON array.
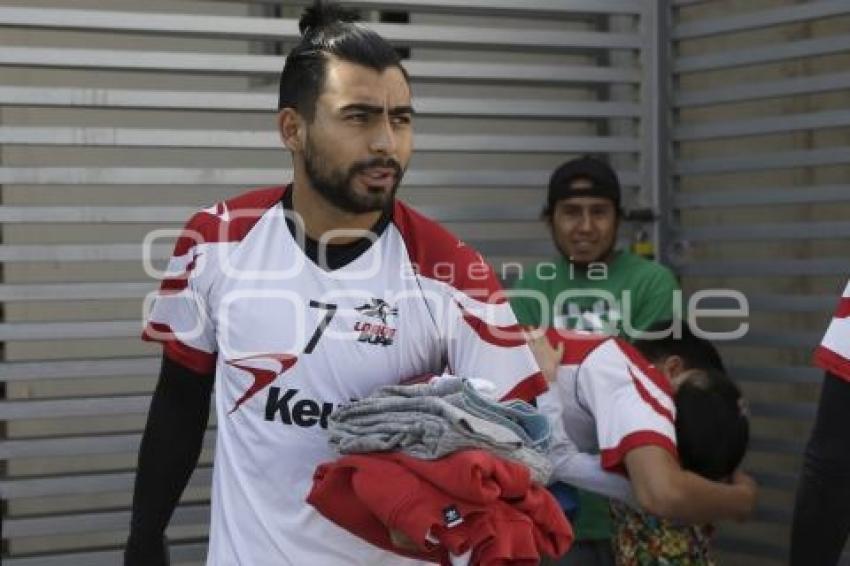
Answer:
[
  {"xmin": 745, "ymin": 294, "xmax": 837, "ymax": 313},
  {"xmin": 0, "ymin": 321, "xmax": 141, "ymax": 341},
  {"xmin": 676, "ymin": 221, "xmax": 850, "ymax": 242},
  {"xmin": 0, "ymin": 395, "xmax": 152, "ymax": 420},
  {"xmin": 209, "ymin": 0, "xmax": 647, "ymax": 16},
  {"xmin": 4, "ymin": 503, "xmax": 210, "ymax": 537},
  {"xmin": 731, "ymin": 366, "xmax": 823, "ymax": 385},
  {"xmin": 0, "ymin": 47, "xmax": 642, "ymax": 84},
  {"xmin": 675, "ymin": 36, "xmax": 850, "ymax": 73},
  {"xmin": 697, "ymin": 292, "xmax": 836, "ymax": 313},
  {"xmin": 0, "ymin": 86, "xmax": 642, "ymax": 118},
  {"xmin": 675, "ymin": 71, "xmax": 850, "ymax": 108},
  {"xmin": 749, "ymin": 436, "xmax": 804, "ymax": 455},
  {"xmin": 675, "ymin": 147, "xmax": 850, "ymax": 175},
  {"xmin": 0, "ymin": 282, "xmax": 154, "ymax": 302},
  {"xmin": 0, "ymin": 204, "xmax": 542, "ymax": 224},
  {"xmin": 641, "ymin": 0, "xmax": 672, "ymax": 267},
  {"xmin": 472, "ymin": 240, "xmax": 554, "ymax": 257},
  {"xmin": 750, "ymin": 401, "xmax": 817, "ymax": 420},
  {"xmin": 0, "ymin": 240, "xmax": 571, "ymax": 263},
  {"xmin": 0, "ymin": 7, "xmax": 643, "ymax": 50},
  {"xmin": 730, "ymin": 330, "xmax": 820, "ymax": 350},
  {"xmin": 751, "ymin": 470, "xmax": 798, "ymax": 490},
  {"xmin": 674, "ymin": 110, "xmax": 850, "ymax": 141},
  {"xmin": 674, "ymin": 185, "xmax": 850, "ymax": 208},
  {"xmin": 0, "ymin": 167, "xmax": 641, "ymax": 187},
  {"xmin": 0, "ymin": 467, "xmax": 212, "ymax": 499},
  {"xmin": 676, "ymin": 258, "xmax": 848, "ymax": 277},
  {"xmin": 0, "ymin": 244, "xmax": 170, "ymax": 262},
  {"xmin": 673, "ymin": 1, "xmax": 850, "ymax": 40},
  {"xmin": 0, "ymin": 357, "xmax": 160, "ymax": 382},
  {"xmin": 0, "ymin": 206, "xmax": 193, "ymax": 223},
  {"xmin": 0, "ymin": 432, "xmax": 214, "ymax": 460},
  {"xmin": 4, "ymin": 543, "xmax": 208, "ymax": 566},
  {"xmin": 0, "ymin": 127, "xmax": 641, "ymax": 153}
]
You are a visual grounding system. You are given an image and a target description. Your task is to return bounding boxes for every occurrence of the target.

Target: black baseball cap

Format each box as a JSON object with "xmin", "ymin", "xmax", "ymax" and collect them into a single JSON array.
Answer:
[{"xmin": 546, "ymin": 156, "xmax": 621, "ymax": 213}]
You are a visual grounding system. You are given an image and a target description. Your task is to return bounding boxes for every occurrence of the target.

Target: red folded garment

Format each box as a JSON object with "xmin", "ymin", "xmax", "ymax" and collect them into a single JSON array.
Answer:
[
  {"xmin": 373, "ymin": 449, "xmax": 532, "ymax": 504},
  {"xmin": 307, "ymin": 449, "xmax": 573, "ymax": 565}
]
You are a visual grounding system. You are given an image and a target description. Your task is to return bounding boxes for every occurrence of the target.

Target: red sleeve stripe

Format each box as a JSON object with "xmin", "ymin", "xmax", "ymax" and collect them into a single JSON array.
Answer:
[
  {"xmin": 835, "ymin": 297, "xmax": 850, "ymax": 319},
  {"xmin": 458, "ymin": 302, "xmax": 526, "ymax": 348},
  {"xmin": 544, "ymin": 328, "xmax": 609, "ymax": 365},
  {"xmin": 160, "ymin": 278, "xmax": 189, "ymax": 292},
  {"xmin": 813, "ymin": 345, "xmax": 850, "ymax": 383},
  {"xmin": 617, "ymin": 339, "xmax": 675, "ymax": 397},
  {"xmin": 500, "ymin": 371, "xmax": 548, "ymax": 403},
  {"xmin": 142, "ymin": 322, "xmax": 217, "ymax": 375},
  {"xmin": 628, "ymin": 366, "xmax": 675, "ymax": 425},
  {"xmin": 600, "ymin": 430, "xmax": 679, "ymax": 476}
]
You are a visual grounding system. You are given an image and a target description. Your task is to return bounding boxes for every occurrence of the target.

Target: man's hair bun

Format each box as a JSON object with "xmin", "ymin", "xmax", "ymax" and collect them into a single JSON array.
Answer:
[{"xmin": 299, "ymin": 1, "xmax": 361, "ymax": 36}]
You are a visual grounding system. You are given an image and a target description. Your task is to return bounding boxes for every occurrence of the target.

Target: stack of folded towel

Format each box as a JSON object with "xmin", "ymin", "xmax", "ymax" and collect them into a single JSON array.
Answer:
[{"xmin": 307, "ymin": 377, "xmax": 573, "ymax": 565}]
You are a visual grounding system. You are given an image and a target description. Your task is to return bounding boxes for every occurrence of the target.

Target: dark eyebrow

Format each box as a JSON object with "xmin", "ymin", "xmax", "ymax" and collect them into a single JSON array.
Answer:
[{"xmin": 339, "ymin": 103, "xmax": 415, "ymax": 115}]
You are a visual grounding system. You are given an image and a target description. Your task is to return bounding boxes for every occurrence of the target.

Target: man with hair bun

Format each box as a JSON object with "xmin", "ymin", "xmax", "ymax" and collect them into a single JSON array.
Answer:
[{"xmin": 125, "ymin": 2, "xmax": 546, "ymax": 564}]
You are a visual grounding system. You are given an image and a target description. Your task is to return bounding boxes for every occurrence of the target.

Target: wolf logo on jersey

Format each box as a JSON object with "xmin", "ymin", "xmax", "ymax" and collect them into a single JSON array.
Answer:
[{"xmin": 355, "ymin": 298, "xmax": 398, "ymax": 324}]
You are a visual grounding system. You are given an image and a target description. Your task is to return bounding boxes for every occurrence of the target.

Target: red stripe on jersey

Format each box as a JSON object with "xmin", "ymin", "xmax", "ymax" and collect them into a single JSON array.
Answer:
[
  {"xmin": 159, "ymin": 251, "xmax": 203, "ymax": 293},
  {"xmin": 392, "ymin": 200, "xmax": 505, "ymax": 304},
  {"xmin": 617, "ymin": 339, "xmax": 675, "ymax": 397},
  {"xmin": 159, "ymin": 278, "xmax": 189, "ymax": 293},
  {"xmin": 226, "ymin": 353, "xmax": 298, "ymax": 413},
  {"xmin": 142, "ymin": 322, "xmax": 217, "ymax": 375},
  {"xmin": 500, "ymin": 371, "xmax": 548, "ymax": 403},
  {"xmin": 544, "ymin": 328, "xmax": 609, "ymax": 365},
  {"xmin": 813, "ymin": 345, "xmax": 850, "ymax": 383},
  {"xmin": 458, "ymin": 303, "xmax": 526, "ymax": 347},
  {"xmin": 835, "ymin": 297, "xmax": 850, "ymax": 319},
  {"xmin": 171, "ymin": 186, "xmax": 286, "ymax": 257},
  {"xmin": 600, "ymin": 431, "xmax": 679, "ymax": 476},
  {"xmin": 628, "ymin": 366, "xmax": 675, "ymax": 425}
]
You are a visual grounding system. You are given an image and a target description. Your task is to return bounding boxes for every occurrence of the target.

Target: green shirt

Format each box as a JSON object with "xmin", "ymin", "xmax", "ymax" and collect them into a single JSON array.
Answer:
[{"xmin": 510, "ymin": 251, "xmax": 680, "ymax": 541}]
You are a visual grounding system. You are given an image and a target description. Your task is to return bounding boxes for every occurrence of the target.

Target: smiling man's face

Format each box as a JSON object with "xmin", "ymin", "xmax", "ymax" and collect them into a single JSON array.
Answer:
[{"xmin": 550, "ymin": 178, "xmax": 619, "ymax": 266}]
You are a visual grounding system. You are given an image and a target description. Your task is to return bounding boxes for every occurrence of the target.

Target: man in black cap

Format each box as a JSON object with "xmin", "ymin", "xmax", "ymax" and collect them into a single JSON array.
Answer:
[{"xmin": 510, "ymin": 155, "xmax": 682, "ymax": 565}]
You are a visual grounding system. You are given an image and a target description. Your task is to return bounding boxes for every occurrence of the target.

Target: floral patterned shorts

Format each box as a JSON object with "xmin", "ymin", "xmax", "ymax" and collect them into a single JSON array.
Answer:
[{"xmin": 610, "ymin": 501, "xmax": 715, "ymax": 566}]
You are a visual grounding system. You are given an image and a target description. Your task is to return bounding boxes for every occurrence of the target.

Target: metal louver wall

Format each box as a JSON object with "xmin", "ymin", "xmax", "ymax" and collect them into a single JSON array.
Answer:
[
  {"xmin": 668, "ymin": 1, "xmax": 850, "ymax": 564},
  {"xmin": 0, "ymin": 1, "xmax": 658, "ymax": 563}
]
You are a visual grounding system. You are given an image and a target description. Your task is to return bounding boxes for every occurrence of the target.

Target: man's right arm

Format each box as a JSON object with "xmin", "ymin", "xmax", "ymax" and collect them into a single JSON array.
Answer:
[
  {"xmin": 124, "ymin": 355, "xmax": 214, "ymax": 566},
  {"xmin": 624, "ymin": 445, "xmax": 757, "ymax": 524}
]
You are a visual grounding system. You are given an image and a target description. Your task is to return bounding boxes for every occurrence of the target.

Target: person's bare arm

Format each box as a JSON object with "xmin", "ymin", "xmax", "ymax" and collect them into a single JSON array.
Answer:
[{"xmin": 625, "ymin": 445, "xmax": 757, "ymax": 523}]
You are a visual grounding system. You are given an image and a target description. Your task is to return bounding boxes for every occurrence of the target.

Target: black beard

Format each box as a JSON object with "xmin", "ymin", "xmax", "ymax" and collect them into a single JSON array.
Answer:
[{"xmin": 303, "ymin": 138, "xmax": 404, "ymax": 214}]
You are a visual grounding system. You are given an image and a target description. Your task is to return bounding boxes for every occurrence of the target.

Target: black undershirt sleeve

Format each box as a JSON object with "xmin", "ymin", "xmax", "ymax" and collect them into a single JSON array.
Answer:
[
  {"xmin": 790, "ymin": 372, "xmax": 850, "ymax": 566},
  {"xmin": 124, "ymin": 355, "xmax": 214, "ymax": 566}
]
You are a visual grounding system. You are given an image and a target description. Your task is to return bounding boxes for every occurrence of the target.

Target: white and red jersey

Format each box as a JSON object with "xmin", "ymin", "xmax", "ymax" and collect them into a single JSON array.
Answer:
[
  {"xmin": 537, "ymin": 329, "xmax": 677, "ymax": 475},
  {"xmin": 142, "ymin": 185, "xmax": 546, "ymax": 566},
  {"xmin": 813, "ymin": 278, "xmax": 850, "ymax": 382}
]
